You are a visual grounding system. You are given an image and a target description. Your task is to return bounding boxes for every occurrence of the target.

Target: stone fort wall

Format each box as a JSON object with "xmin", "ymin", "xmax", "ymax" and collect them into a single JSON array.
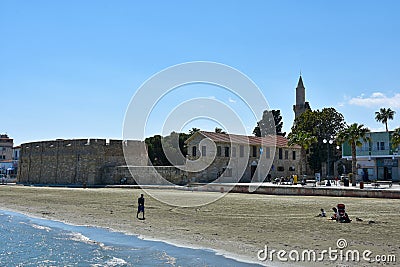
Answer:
[
  {"xmin": 102, "ymin": 165, "xmax": 189, "ymax": 185},
  {"xmin": 17, "ymin": 139, "xmax": 148, "ymax": 185}
]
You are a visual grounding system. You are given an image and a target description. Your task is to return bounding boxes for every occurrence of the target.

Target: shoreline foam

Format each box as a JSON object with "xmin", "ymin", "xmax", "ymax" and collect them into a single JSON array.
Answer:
[{"xmin": 1, "ymin": 208, "xmax": 264, "ymax": 266}]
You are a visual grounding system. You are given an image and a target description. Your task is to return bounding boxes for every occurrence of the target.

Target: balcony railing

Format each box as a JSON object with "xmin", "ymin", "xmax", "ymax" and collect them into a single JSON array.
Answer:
[
  {"xmin": 347, "ymin": 145, "xmax": 398, "ymax": 157},
  {"xmin": 341, "ymin": 145, "xmax": 398, "ymax": 157},
  {"xmin": 356, "ymin": 145, "xmax": 392, "ymax": 152}
]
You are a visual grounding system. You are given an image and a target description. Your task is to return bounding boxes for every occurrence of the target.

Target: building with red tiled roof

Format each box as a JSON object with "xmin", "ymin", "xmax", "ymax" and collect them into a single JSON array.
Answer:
[{"xmin": 185, "ymin": 131, "xmax": 301, "ymax": 183}]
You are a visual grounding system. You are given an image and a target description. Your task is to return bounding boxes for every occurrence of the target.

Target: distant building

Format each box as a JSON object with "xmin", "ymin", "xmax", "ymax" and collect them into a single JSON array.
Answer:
[
  {"xmin": 0, "ymin": 134, "xmax": 13, "ymax": 161},
  {"xmin": 341, "ymin": 131, "xmax": 400, "ymax": 181},
  {"xmin": 185, "ymin": 131, "xmax": 301, "ymax": 182},
  {"xmin": 7, "ymin": 146, "xmax": 21, "ymax": 177},
  {"xmin": 0, "ymin": 134, "xmax": 15, "ymax": 176},
  {"xmin": 293, "ymin": 75, "xmax": 311, "ymax": 119}
]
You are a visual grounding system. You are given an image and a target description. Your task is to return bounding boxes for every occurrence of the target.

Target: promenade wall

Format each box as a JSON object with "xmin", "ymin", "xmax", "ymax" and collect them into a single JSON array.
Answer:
[{"xmin": 195, "ymin": 183, "xmax": 400, "ymax": 199}]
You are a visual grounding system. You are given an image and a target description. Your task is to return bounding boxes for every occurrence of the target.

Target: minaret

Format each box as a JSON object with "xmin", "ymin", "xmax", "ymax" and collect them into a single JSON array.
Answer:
[{"xmin": 293, "ymin": 75, "xmax": 310, "ymax": 119}]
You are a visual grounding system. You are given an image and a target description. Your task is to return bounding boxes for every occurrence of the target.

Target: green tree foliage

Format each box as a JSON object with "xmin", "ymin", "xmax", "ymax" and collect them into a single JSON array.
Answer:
[
  {"xmin": 189, "ymin": 128, "xmax": 200, "ymax": 135},
  {"xmin": 145, "ymin": 135, "xmax": 164, "ymax": 165},
  {"xmin": 253, "ymin": 110, "xmax": 286, "ymax": 137},
  {"xmin": 253, "ymin": 122, "xmax": 261, "ymax": 137},
  {"xmin": 336, "ymin": 123, "xmax": 370, "ymax": 185},
  {"xmin": 287, "ymin": 131, "xmax": 317, "ymax": 175},
  {"xmin": 214, "ymin": 127, "xmax": 226, "ymax": 134},
  {"xmin": 391, "ymin": 127, "xmax": 400, "ymax": 150},
  {"xmin": 145, "ymin": 132, "xmax": 190, "ymax": 166},
  {"xmin": 290, "ymin": 108, "xmax": 346, "ymax": 174},
  {"xmin": 375, "ymin": 108, "xmax": 395, "ymax": 132}
]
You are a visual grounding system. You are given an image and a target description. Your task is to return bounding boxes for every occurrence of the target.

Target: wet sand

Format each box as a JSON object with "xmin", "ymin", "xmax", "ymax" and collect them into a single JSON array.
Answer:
[{"xmin": 0, "ymin": 185, "xmax": 399, "ymax": 266}]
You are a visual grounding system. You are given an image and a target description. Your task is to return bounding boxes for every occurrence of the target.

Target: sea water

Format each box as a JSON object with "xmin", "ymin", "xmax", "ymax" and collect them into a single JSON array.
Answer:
[{"xmin": 0, "ymin": 210, "xmax": 259, "ymax": 266}]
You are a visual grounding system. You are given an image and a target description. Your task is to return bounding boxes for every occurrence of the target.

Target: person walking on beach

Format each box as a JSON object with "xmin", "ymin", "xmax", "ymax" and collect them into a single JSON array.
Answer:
[{"xmin": 137, "ymin": 194, "xmax": 145, "ymax": 220}]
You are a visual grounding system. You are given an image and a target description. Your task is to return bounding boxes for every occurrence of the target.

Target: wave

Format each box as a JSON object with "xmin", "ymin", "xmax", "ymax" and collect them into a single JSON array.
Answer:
[
  {"xmin": 91, "ymin": 256, "xmax": 128, "ymax": 267},
  {"xmin": 66, "ymin": 232, "xmax": 113, "ymax": 250}
]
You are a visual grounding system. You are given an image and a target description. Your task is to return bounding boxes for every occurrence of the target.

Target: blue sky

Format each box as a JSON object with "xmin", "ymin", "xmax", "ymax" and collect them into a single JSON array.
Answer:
[{"xmin": 1, "ymin": 1, "xmax": 400, "ymax": 145}]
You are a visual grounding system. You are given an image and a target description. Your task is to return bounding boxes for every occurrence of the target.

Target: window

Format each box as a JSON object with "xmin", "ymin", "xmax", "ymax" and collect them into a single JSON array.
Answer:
[
  {"xmin": 252, "ymin": 146, "xmax": 257, "ymax": 157},
  {"xmin": 201, "ymin": 146, "xmax": 206, "ymax": 156},
  {"xmin": 285, "ymin": 150, "xmax": 289, "ymax": 160},
  {"xmin": 277, "ymin": 166, "xmax": 284, "ymax": 172},
  {"xmin": 289, "ymin": 166, "xmax": 295, "ymax": 171},
  {"xmin": 265, "ymin": 147, "xmax": 271, "ymax": 158},
  {"xmin": 224, "ymin": 147, "xmax": 230, "ymax": 157},
  {"xmin": 279, "ymin": 148, "xmax": 283, "ymax": 159},
  {"xmin": 222, "ymin": 167, "xmax": 232, "ymax": 177},
  {"xmin": 217, "ymin": 146, "xmax": 222, "ymax": 157},
  {"xmin": 232, "ymin": 147, "xmax": 236, "ymax": 157},
  {"xmin": 292, "ymin": 151, "xmax": 296, "ymax": 160},
  {"xmin": 192, "ymin": 146, "xmax": 197, "ymax": 157},
  {"xmin": 377, "ymin": 142, "xmax": 385, "ymax": 150},
  {"xmin": 240, "ymin": 145, "xmax": 244, "ymax": 157}
]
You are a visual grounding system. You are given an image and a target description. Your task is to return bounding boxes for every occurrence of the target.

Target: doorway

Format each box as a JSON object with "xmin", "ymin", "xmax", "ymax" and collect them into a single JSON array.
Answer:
[{"xmin": 250, "ymin": 161, "xmax": 258, "ymax": 181}]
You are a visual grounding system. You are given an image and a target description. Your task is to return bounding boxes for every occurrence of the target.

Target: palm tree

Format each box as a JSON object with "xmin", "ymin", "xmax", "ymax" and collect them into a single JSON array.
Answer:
[
  {"xmin": 336, "ymin": 123, "xmax": 370, "ymax": 186},
  {"xmin": 391, "ymin": 127, "xmax": 400, "ymax": 150},
  {"xmin": 288, "ymin": 131, "xmax": 317, "ymax": 175},
  {"xmin": 375, "ymin": 108, "xmax": 395, "ymax": 132},
  {"xmin": 189, "ymin": 128, "xmax": 200, "ymax": 135},
  {"xmin": 214, "ymin": 127, "xmax": 226, "ymax": 134}
]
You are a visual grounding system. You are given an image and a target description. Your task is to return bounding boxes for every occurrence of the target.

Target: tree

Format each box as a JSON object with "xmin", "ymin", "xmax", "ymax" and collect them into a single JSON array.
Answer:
[
  {"xmin": 253, "ymin": 109, "xmax": 286, "ymax": 137},
  {"xmin": 145, "ymin": 135, "xmax": 166, "ymax": 166},
  {"xmin": 145, "ymin": 132, "xmax": 190, "ymax": 166},
  {"xmin": 161, "ymin": 131, "xmax": 190, "ymax": 165},
  {"xmin": 391, "ymin": 127, "xmax": 400, "ymax": 150},
  {"xmin": 253, "ymin": 122, "xmax": 261, "ymax": 137},
  {"xmin": 336, "ymin": 123, "xmax": 370, "ymax": 186},
  {"xmin": 290, "ymin": 108, "xmax": 346, "ymax": 174},
  {"xmin": 287, "ymin": 131, "xmax": 317, "ymax": 175},
  {"xmin": 214, "ymin": 127, "xmax": 226, "ymax": 134},
  {"xmin": 189, "ymin": 128, "xmax": 200, "ymax": 135},
  {"xmin": 375, "ymin": 108, "xmax": 395, "ymax": 132}
]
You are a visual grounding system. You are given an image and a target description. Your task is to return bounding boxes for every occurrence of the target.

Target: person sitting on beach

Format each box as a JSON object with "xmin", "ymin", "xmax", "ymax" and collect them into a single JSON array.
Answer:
[
  {"xmin": 342, "ymin": 212, "xmax": 351, "ymax": 223},
  {"xmin": 331, "ymin": 207, "xmax": 338, "ymax": 220},
  {"xmin": 318, "ymin": 208, "xmax": 326, "ymax": 217},
  {"xmin": 137, "ymin": 194, "xmax": 145, "ymax": 220}
]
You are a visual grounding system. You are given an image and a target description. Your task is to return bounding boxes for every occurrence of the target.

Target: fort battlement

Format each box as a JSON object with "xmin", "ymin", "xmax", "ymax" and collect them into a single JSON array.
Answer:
[{"xmin": 17, "ymin": 138, "xmax": 148, "ymax": 185}]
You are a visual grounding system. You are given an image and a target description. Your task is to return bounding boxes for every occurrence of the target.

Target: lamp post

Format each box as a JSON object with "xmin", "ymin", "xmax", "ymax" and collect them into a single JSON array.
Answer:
[{"xmin": 323, "ymin": 137, "xmax": 334, "ymax": 180}]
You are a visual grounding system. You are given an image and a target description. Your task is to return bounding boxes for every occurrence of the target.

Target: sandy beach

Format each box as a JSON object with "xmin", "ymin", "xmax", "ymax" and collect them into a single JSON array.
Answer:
[{"xmin": 0, "ymin": 185, "xmax": 399, "ymax": 266}]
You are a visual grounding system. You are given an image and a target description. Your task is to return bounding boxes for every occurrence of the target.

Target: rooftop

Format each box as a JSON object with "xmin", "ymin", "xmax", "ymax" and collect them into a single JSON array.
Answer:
[{"xmin": 187, "ymin": 131, "xmax": 300, "ymax": 148}]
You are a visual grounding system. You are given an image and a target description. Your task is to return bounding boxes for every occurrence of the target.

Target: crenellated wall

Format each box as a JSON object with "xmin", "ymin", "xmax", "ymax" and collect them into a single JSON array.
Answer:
[{"xmin": 17, "ymin": 139, "xmax": 147, "ymax": 185}]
